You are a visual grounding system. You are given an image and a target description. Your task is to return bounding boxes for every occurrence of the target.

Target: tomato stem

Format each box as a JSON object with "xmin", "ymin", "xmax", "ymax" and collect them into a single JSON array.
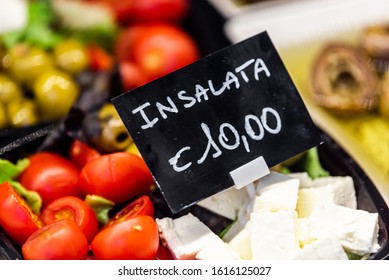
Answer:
[
  {"xmin": 9, "ymin": 181, "xmax": 42, "ymax": 215},
  {"xmin": 85, "ymin": 194, "xmax": 115, "ymax": 225},
  {"xmin": 0, "ymin": 157, "xmax": 42, "ymax": 214}
]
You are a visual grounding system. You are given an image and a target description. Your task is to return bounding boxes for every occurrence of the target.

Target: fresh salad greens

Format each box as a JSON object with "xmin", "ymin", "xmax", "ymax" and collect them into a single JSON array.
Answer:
[
  {"xmin": 280, "ymin": 147, "xmax": 330, "ymax": 179},
  {"xmin": 1, "ymin": 0, "xmax": 118, "ymax": 50},
  {"xmin": 301, "ymin": 147, "xmax": 330, "ymax": 179},
  {"xmin": 1, "ymin": 0, "xmax": 62, "ymax": 49}
]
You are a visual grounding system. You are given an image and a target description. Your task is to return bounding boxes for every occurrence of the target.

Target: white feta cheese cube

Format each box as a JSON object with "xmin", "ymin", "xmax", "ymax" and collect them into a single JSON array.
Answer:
[
  {"xmin": 297, "ymin": 176, "xmax": 357, "ymax": 218},
  {"xmin": 156, "ymin": 213, "xmax": 229, "ymax": 260},
  {"xmin": 296, "ymin": 235, "xmax": 349, "ymax": 260},
  {"xmin": 253, "ymin": 171, "xmax": 300, "ymax": 212},
  {"xmin": 306, "ymin": 176, "xmax": 355, "ymax": 190},
  {"xmin": 197, "ymin": 185, "xmax": 248, "ymax": 220},
  {"xmin": 195, "ymin": 241, "xmax": 241, "ymax": 260},
  {"xmin": 228, "ymin": 222, "xmax": 252, "ymax": 260},
  {"xmin": 223, "ymin": 172, "xmax": 299, "ymax": 243},
  {"xmin": 250, "ymin": 210, "xmax": 300, "ymax": 260},
  {"xmin": 308, "ymin": 204, "xmax": 380, "ymax": 256},
  {"xmin": 288, "ymin": 172, "xmax": 313, "ymax": 187},
  {"xmin": 222, "ymin": 194, "xmax": 255, "ymax": 242},
  {"xmin": 296, "ymin": 218, "xmax": 314, "ymax": 246}
]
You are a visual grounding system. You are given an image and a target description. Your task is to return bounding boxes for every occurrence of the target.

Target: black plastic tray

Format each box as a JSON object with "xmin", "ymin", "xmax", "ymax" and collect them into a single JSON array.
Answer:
[
  {"xmin": 1, "ymin": 0, "xmax": 388, "ymax": 260},
  {"xmin": 0, "ymin": 128, "xmax": 388, "ymax": 260}
]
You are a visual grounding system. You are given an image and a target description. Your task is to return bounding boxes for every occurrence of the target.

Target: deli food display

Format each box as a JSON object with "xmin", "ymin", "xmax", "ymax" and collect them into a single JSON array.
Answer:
[
  {"xmin": 1, "ymin": 129, "xmax": 388, "ymax": 260},
  {"xmin": 0, "ymin": 0, "xmax": 389, "ymax": 260}
]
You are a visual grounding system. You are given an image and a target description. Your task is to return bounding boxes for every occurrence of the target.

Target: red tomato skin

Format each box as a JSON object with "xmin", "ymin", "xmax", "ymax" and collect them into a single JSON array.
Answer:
[
  {"xmin": 115, "ymin": 23, "xmax": 200, "ymax": 81},
  {"xmin": 87, "ymin": 44, "xmax": 114, "ymax": 71},
  {"xmin": 104, "ymin": 195, "xmax": 154, "ymax": 228},
  {"xmin": 0, "ymin": 182, "xmax": 43, "ymax": 246},
  {"xmin": 119, "ymin": 61, "xmax": 149, "ymax": 91},
  {"xmin": 155, "ymin": 242, "xmax": 174, "ymax": 260},
  {"xmin": 105, "ymin": 0, "xmax": 189, "ymax": 24},
  {"xmin": 115, "ymin": 24, "xmax": 148, "ymax": 62},
  {"xmin": 69, "ymin": 139, "xmax": 101, "ymax": 169},
  {"xmin": 19, "ymin": 152, "xmax": 82, "ymax": 206},
  {"xmin": 79, "ymin": 152, "xmax": 154, "ymax": 204},
  {"xmin": 22, "ymin": 219, "xmax": 89, "ymax": 260},
  {"xmin": 91, "ymin": 215, "xmax": 159, "ymax": 260},
  {"xmin": 40, "ymin": 196, "xmax": 99, "ymax": 243},
  {"xmin": 131, "ymin": 23, "xmax": 200, "ymax": 81}
]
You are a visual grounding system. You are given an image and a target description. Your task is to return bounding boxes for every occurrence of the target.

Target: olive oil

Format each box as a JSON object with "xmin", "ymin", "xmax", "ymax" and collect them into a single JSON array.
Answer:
[{"xmin": 278, "ymin": 34, "xmax": 389, "ymax": 202}]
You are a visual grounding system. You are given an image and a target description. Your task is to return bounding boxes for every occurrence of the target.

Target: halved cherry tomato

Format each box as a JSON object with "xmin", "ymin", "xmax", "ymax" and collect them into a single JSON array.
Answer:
[
  {"xmin": 100, "ymin": 0, "xmax": 189, "ymax": 24},
  {"xmin": 105, "ymin": 195, "xmax": 154, "ymax": 228},
  {"xmin": 69, "ymin": 139, "xmax": 101, "ymax": 169},
  {"xmin": 22, "ymin": 219, "xmax": 89, "ymax": 260},
  {"xmin": 0, "ymin": 182, "xmax": 43, "ymax": 246},
  {"xmin": 19, "ymin": 152, "xmax": 82, "ymax": 206},
  {"xmin": 79, "ymin": 152, "xmax": 154, "ymax": 204},
  {"xmin": 91, "ymin": 215, "xmax": 159, "ymax": 259},
  {"xmin": 40, "ymin": 196, "xmax": 99, "ymax": 243}
]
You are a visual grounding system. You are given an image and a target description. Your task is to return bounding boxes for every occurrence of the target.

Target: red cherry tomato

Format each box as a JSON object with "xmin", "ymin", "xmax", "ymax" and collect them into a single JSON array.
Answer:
[
  {"xmin": 115, "ymin": 24, "xmax": 148, "ymax": 63},
  {"xmin": 102, "ymin": 0, "xmax": 189, "ymax": 24},
  {"xmin": 0, "ymin": 182, "xmax": 43, "ymax": 246},
  {"xmin": 115, "ymin": 23, "xmax": 200, "ymax": 81},
  {"xmin": 22, "ymin": 219, "xmax": 89, "ymax": 260},
  {"xmin": 19, "ymin": 152, "xmax": 82, "ymax": 206},
  {"xmin": 133, "ymin": 23, "xmax": 200, "ymax": 80},
  {"xmin": 105, "ymin": 195, "xmax": 154, "ymax": 228},
  {"xmin": 40, "ymin": 196, "xmax": 99, "ymax": 243},
  {"xmin": 155, "ymin": 242, "xmax": 174, "ymax": 260},
  {"xmin": 119, "ymin": 61, "xmax": 149, "ymax": 91},
  {"xmin": 69, "ymin": 139, "xmax": 101, "ymax": 169},
  {"xmin": 91, "ymin": 215, "xmax": 159, "ymax": 259},
  {"xmin": 79, "ymin": 152, "xmax": 154, "ymax": 204},
  {"xmin": 87, "ymin": 44, "xmax": 114, "ymax": 71}
]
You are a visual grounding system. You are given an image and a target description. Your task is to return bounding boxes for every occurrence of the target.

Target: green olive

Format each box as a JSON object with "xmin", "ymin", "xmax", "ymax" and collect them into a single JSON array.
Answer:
[
  {"xmin": 0, "ymin": 101, "xmax": 8, "ymax": 129},
  {"xmin": 7, "ymin": 97, "xmax": 39, "ymax": 128},
  {"xmin": 0, "ymin": 74, "xmax": 23, "ymax": 104},
  {"xmin": 3, "ymin": 44, "xmax": 54, "ymax": 87},
  {"xmin": 0, "ymin": 45, "xmax": 5, "ymax": 70},
  {"xmin": 53, "ymin": 39, "xmax": 89, "ymax": 75},
  {"xmin": 92, "ymin": 103, "xmax": 132, "ymax": 153},
  {"xmin": 33, "ymin": 69, "xmax": 79, "ymax": 121}
]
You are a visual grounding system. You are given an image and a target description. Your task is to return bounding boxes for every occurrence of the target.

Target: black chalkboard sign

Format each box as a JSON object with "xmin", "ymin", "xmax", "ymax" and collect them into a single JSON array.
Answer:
[{"xmin": 112, "ymin": 31, "xmax": 323, "ymax": 213}]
